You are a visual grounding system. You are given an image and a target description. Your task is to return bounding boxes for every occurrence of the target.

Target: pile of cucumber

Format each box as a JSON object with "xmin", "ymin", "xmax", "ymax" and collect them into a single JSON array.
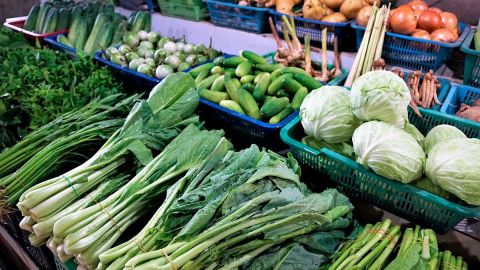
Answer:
[
  {"xmin": 24, "ymin": 1, "xmax": 114, "ymax": 34},
  {"xmin": 189, "ymin": 51, "xmax": 323, "ymax": 124},
  {"xmin": 57, "ymin": 9, "xmax": 150, "ymax": 53}
]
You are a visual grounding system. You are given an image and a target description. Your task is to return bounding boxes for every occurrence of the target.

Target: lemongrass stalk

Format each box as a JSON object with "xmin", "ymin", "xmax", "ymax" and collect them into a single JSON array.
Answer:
[
  {"xmin": 355, "ymin": 225, "xmax": 400, "ymax": 269},
  {"xmin": 362, "ymin": 6, "xmax": 384, "ymax": 74},
  {"xmin": 218, "ymin": 244, "xmax": 274, "ymax": 270},
  {"xmin": 373, "ymin": 5, "xmax": 390, "ymax": 62},
  {"xmin": 368, "ymin": 232, "xmax": 401, "ymax": 270}
]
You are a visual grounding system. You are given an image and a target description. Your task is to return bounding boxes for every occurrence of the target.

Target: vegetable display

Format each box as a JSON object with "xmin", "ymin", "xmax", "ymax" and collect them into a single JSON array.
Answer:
[
  {"xmin": 0, "ymin": 47, "xmax": 122, "ymax": 149},
  {"xmin": 0, "ymin": 27, "xmax": 30, "ymax": 48},
  {"xmin": 382, "ymin": 0, "xmax": 460, "ymax": 43},
  {"xmin": 24, "ymin": 1, "xmax": 114, "ymax": 34},
  {"xmin": 188, "ymin": 50, "xmax": 322, "ymax": 123},
  {"xmin": 102, "ymin": 32, "xmax": 220, "ymax": 79}
]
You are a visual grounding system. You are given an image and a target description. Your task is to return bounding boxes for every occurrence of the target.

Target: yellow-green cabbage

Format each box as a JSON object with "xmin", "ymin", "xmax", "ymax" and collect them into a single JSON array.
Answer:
[{"xmin": 424, "ymin": 125, "xmax": 467, "ymax": 155}]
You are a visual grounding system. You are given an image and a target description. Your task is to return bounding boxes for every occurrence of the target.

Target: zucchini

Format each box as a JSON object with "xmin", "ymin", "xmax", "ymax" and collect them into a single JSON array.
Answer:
[
  {"xmin": 238, "ymin": 88, "xmax": 261, "ymax": 119},
  {"xmin": 219, "ymin": 100, "xmax": 245, "ymax": 114},
  {"xmin": 224, "ymin": 74, "xmax": 240, "ymax": 103},
  {"xmin": 69, "ymin": 6, "xmax": 83, "ymax": 27},
  {"xmin": 35, "ymin": 4, "xmax": 49, "ymax": 33},
  {"xmin": 131, "ymin": 11, "xmax": 148, "ymax": 33},
  {"xmin": 24, "ymin": 5, "xmax": 40, "ymax": 31},
  {"xmin": 111, "ymin": 21, "xmax": 128, "ymax": 47},
  {"xmin": 260, "ymin": 97, "xmax": 289, "ymax": 118},
  {"xmin": 269, "ymin": 105, "xmax": 294, "ymax": 124},
  {"xmin": 211, "ymin": 75, "xmax": 225, "ymax": 92},
  {"xmin": 96, "ymin": 22, "xmax": 115, "ymax": 50},
  {"xmin": 252, "ymin": 73, "xmax": 271, "ymax": 101},
  {"xmin": 254, "ymin": 63, "xmax": 282, "ymax": 73},
  {"xmin": 83, "ymin": 14, "xmax": 110, "ymax": 53},
  {"xmin": 56, "ymin": 8, "xmax": 70, "ymax": 31},
  {"xmin": 195, "ymin": 70, "xmax": 210, "ymax": 86},
  {"xmin": 41, "ymin": 8, "xmax": 58, "ymax": 34},
  {"xmin": 189, "ymin": 63, "xmax": 215, "ymax": 78},
  {"xmin": 199, "ymin": 89, "xmax": 229, "ymax": 104},
  {"xmin": 235, "ymin": 61, "xmax": 253, "ymax": 77},
  {"xmin": 240, "ymin": 50, "xmax": 267, "ymax": 64},
  {"xmin": 198, "ymin": 74, "xmax": 220, "ymax": 90},
  {"xmin": 267, "ymin": 74, "xmax": 293, "ymax": 95},
  {"xmin": 223, "ymin": 56, "xmax": 247, "ymax": 67},
  {"xmin": 67, "ymin": 16, "xmax": 80, "ymax": 42},
  {"xmin": 73, "ymin": 20, "xmax": 89, "ymax": 50},
  {"xmin": 283, "ymin": 78, "xmax": 303, "ymax": 94},
  {"xmin": 144, "ymin": 12, "xmax": 152, "ymax": 32},
  {"xmin": 37, "ymin": 5, "xmax": 52, "ymax": 33},
  {"xmin": 291, "ymin": 87, "xmax": 308, "ymax": 109},
  {"xmin": 127, "ymin": 11, "xmax": 138, "ymax": 30},
  {"xmin": 293, "ymin": 73, "xmax": 323, "ymax": 90}
]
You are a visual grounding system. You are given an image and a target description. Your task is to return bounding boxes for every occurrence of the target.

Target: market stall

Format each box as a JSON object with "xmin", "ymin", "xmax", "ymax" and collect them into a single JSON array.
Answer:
[{"xmin": 0, "ymin": 0, "xmax": 479, "ymax": 269}]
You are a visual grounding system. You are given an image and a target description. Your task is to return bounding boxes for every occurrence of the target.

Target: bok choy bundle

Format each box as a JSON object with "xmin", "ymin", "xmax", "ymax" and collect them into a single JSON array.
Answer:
[
  {"xmin": 16, "ymin": 73, "xmax": 200, "ymax": 259},
  {"xmin": 99, "ymin": 145, "xmax": 353, "ymax": 270}
]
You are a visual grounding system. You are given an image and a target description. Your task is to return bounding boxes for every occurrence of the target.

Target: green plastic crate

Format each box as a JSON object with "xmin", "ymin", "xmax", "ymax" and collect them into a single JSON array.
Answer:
[
  {"xmin": 461, "ymin": 27, "xmax": 480, "ymax": 87},
  {"xmin": 280, "ymin": 109, "xmax": 480, "ymax": 234},
  {"xmin": 264, "ymin": 52, "xmax": 349, "ymax": 86},
  {"xmin": 54, "ymin": 257, "xmax": 76, "ymax": 270},
  {"xmin": 158, "ymin": 0, "xmax": 209, "ymax": 21}
]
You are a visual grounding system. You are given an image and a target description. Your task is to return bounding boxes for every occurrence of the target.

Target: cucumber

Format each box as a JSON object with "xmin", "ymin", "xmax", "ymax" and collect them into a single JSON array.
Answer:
[
  {"xmin": 73, "ymin": 20, "xmax": 88, "ymax": 50},
  {"xmin": 238, "ymin": 88, "xmax": 261, "ymax": 119},
  {"xmin": 235, "ymin": 61, "xmax": 253, "ymax": 77},
  {"xmin": 195, "ymin": 70, "xmax": 210, "ymax": 86},
  {"xmin": 211, "ymin": 75, "xmax": 225, "ymax": 92},
  {"xmin": 143, "ymin": 12, "xmax": 152, "ymax": 32},
  {"xmin": 280, "ymin": 67, "xmax": 308, "ymax": 75},
  {"xmin": 35, "ymin": 4, "xmax": 49, "ymax": 33},
  {"xmin": 240, "ymin": 50, "xmax": 267, "ymax": 64},
  {"xmin": 232, "ymin": 78, "xmax": 241, "ymax": 89},
  {"xmin": 254, "ymin": 72, "xmax": 267, "ymax": 84},
  {"xmin": 219, "ymin": 100, "xmax": 245, "ymax": 114},
  {"xmin": 269, "ymin": 105, "xmax": 294, "ymax": 124},
  {"xmin": 41, "ymin": 8, "xmax": 58, "ymax": 34},
  {"xmin": 254, "ymin": 63, "xmax": 282, "ymax": 73},
  {"xmin": 83, "ymin": 13, "xmax": 109, "ymax": 53},
  {"xmin": 131, "ymin": 11, "xmax": 149, "ymax": 33},
  {"xmin": 291, "ymin": 87, "xmax": 308, "ymax": 109},
  {"xmin": 293, "ymin": 73, "xmax": 323, "ymax": 90},
  {"xmin": 127, "ymin": 11, "xmax": 138, "ymax": 30},
  {"xmin": 96, "ymin": 22, "xmax": 115, "ymax": 50},
  {"xmin": 56, "ymin": 8, "xmax": 70, "ymax": 31},
  {"xmin": 211, "ymin": 66, "xmax": 223, "ymax": 75},
  {"xmin": 198, "ymin": 74, "xmax": 220, "ymax": 90},
  {"xmin": 276, "ymin": 89, "xmax": 289, "ymax": 98},
  {"xmin": 213, "ymin": 56, "xmax": 225, "ymax": 65},
  {"xmin": 241, "ymin": 83, "xmax": 254, "ymax": 93},
  {"xmin": 189, "ymin": 63, "xmax": 215, "ymax": 78},
  {"xmin": 224, "ymin": 68, "xmax": 236, "ymax": 77},
  {"xmin": 224, "ymin": 74, "xmax": 240, "ymax": 103},
  {"xmin": 252, "ymin": 73, "xmax": 271, "ymax": 101},
  {"xmin": 67, "ymin": 16, "xmax": 80, "ymax": 42},
  {"xmin": 270, "ymin": 68, "xmax": 282, "ymax": 81},
  {"xmin": 199, "ymin": 89, "xmax": 229, "ymax": 104},
  {"xmin": 240, "ymin": 75, "xmax": 255, "ymax": 84},
  {"xmin": 24, "ymin": 5, "xmax": 40, "ymax": 31},
  {"xmin": 260, "ymin": 97, "xmax": 289, "ymax": 118},
  {"xmin": 223, "ymin": 56, "xmax": 247, "ymax": 67},
  {"xmin": 284, "ymin": 78, "xmax": 303, "ymax": 94},
  {"xmin": 111, "ymin": 21, "xmax": 128, "ymax": 47},
  {"xmin": 267, "ymin": 74, "xmax": 293, "ymax": 95},
  {"xmin": 69, "ymin": 6, "xmax": 83, "ymax": 27},
  {"xmin": 57, "ymin": 35, "xmax": 72, "ymax": 47},
  {"xmin": 264, "ymin": 96, "xmax": 275, "ymax": 103}
]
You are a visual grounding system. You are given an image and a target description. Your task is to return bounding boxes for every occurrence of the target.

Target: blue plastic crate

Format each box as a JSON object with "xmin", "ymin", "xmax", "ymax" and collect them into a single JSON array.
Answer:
[
  {"xmin": 351, "ymin": 22, "xmax": 470, "ymax": 72},
  {"xmin": 197, "ymin": 98, "xmax": 298, "ymax": 150},
  {"xmin": 460, "ymin": 28, "xmax": 480, "ymax": 87},
  {"xmin": 439, "ymin": 84, "xmax": 480, "ymax": 134},
  {"xmin": 269, "ymin": 10, "xmax": 355, "ymax": 51},
  {"xmin": 401, "ymin": 71, "xmax": 451, "ymax": 111},
  {"xmin": 204, "ymin": 0, "xmax": 270, "ymax": 33},
  {"xmin": 44, "ymin": 33, "xmax": 77, "ymax": 57}
]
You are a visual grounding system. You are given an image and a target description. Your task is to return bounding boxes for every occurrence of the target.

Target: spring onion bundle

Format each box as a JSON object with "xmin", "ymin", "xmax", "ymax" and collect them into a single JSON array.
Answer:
[
  {"xmin": 0, "ymin": 95, "xmax": 137, "ymax": 207},
  {"xmin": 17, "ymin": 73, "xmax": 200, "ymax": 258},
  {"xmin": 98, "ymin": 145, "xmax": 353, "ymax": 270}
]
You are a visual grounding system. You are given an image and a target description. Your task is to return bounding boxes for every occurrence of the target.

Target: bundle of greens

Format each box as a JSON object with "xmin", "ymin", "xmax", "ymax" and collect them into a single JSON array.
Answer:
[
  {"xmin": 0, "ymin": 26, "xmax": 30, "ymax": 48},
  {"xmin": 329, "ymin": 219, "xmax": 401, "ymax": 270},
  {"xmin": 437, "ymin": 250, "xmax": 469, "ymax": 270},
  {"xmin": 0, "ymin": 47, "xmax": 122, "ymax": 148},
  {"xmin": 16, "ymin": 73, "xmax": 200, "ymax": 258},
  {"xmin": 0, "ymin": 94, "xmax": 137, "ymax": 206},
  {"xmin": 99, "ymin": 145, "xmax": 353, "ymax": 270}
]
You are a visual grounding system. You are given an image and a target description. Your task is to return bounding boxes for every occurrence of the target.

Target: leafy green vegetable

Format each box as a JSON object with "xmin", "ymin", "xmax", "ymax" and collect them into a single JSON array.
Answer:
[
  {"xmin": 423, "ymin": 125, "xmax": 466, "ymax": 155},
  {"xmin": 0, "ymin": 26, "xmax": 30, "ymax": 49}
]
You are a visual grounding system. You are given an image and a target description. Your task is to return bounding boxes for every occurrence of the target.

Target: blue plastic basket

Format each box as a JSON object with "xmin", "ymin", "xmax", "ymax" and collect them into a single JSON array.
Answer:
[
  {"xmin": 44, "ymin": 33, "xmax": 77, "ymax": 57},
  {"xmin": 204, "ymin": 0, "xmax": 270, "ymax": 33},
  {"xmin": 440, "ymin": 84, "xmax": 480, "ymax": 133},
  {"xmin": 401, "ymin": 72, "xmax": 451, "ymax": 111},
  {"xmin": 460, "ymin": 28, "xmax": 480, "ymax": 87},
  {"xmin": 351, "ymin": 22, "xmax": 470, "ymax": 72},
  {"xmin": 269, "ymin": 10, "xmax": 355, "ymax": 51},
  {"xmin": 94, "ymin": 51, "xmax": 161, "ymax": 91}
]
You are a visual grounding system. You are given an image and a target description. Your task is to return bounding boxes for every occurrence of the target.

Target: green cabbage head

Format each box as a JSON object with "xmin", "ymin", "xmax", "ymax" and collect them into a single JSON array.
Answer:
[
  {"xmin": 350, "ymin": 70, "xmax": 411, "ymax": 128},
  {"xmin": 425, "ymin": 138, "xmax": 480, "ymax": 205},
  {"xmin": 300, "ymin": 86, "xmax": 359, "ymax": 144},
  {"xmin": 424, "ymin": 125, "xmax": 467, "ymax": 154},
  {"xmin": 353, "ymin": 121, "xmax": 425, "ymax": 183}
]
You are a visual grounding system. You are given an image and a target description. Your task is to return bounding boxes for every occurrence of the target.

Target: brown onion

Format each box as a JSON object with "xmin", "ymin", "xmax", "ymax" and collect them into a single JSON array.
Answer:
[
  {"xmin": 322, "ymin": 0, "xmax": 345, "ymax": 10},
  {"xmin": 428, "ymin": 7, "xmax": 442, "ymax": 14},
  {"xmin": 321, "ymin": 12, "xmax": 348, "ymax": 23},
  {"xmin": 356, "ymin": 6, "xmax": 373, "ymax": 27},
  {"xmin": 440, "ymin": 12, "xmax": 458, "ymax": 34},
  {"xmin": 407, "ymin": 0, "xmax": 428, "ymax": 12},
  {"xmin": 417, "ymin": 10, "xmax": 443, "ymax": 33},
  {"xmin": 389, "ymin": 7, "xmax": 417, "ymax": 35},
  {"xmin": 431, "ymin": 28, "xmax": 456, "ymax": 43},
  {"xmin": 411, "ymin": 29, "xmax": 431, "ymax": 40}
]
